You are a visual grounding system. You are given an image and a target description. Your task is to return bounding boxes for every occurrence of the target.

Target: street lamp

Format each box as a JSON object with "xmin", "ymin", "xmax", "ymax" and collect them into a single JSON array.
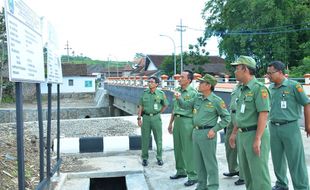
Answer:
[{"xmin": 160, "ymin": 34, "xmax": 176, "ymax": 76}]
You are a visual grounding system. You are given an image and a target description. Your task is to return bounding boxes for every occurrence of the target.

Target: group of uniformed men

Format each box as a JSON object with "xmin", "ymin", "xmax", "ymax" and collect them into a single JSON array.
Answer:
[{"xmin": 137, "ymin": 55, "xmax": 310, "ymax": 190}]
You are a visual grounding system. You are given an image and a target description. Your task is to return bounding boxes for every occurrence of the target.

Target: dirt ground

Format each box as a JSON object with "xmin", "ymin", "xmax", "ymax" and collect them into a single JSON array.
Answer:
[{"xmin": 0, "ymin": 98, "xmax": 98, "ymax": 190}]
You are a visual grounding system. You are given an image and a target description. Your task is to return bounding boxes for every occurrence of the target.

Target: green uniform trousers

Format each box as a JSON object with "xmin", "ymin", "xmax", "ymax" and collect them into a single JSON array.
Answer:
[
  {"xmin": 173, "ymin": 116, "xmax": 197, "ymax": 180},
  {"xmin": 193, "ymin": 128, "xmax": 218, "ymax": 190},
  {"xmin": 238, "ymin": 128, "xmax": 271, "ymax": 190},
  {"xmin": 141, "ymin": 115, "xmax": 162, "ymax": 160},
  {"xmin": 225, "ymin": 124, "xmax": 244, "ymax": 180},
  {"xmin": 270, "ymin": 121, "xmax": 309, "ymax": 190}
]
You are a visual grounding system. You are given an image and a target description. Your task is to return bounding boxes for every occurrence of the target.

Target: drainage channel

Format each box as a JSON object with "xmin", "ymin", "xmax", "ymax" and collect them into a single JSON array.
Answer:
[
  {"xmin": 55, "ymin": 171, "xmax": 148, "ymax": 190},
  {"xmin": 90, "ymin": 176, "xmax": 127, "ymax": 190}
]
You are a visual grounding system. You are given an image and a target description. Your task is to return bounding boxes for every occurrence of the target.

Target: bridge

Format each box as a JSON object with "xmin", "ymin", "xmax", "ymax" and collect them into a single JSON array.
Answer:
[{"xmin": 103, "ymin": 74, "xmax": 310, "ymax": 116}]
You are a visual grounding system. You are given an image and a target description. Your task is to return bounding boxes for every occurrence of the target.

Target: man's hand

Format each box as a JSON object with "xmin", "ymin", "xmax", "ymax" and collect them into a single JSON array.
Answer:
[
  {"xmin": 229, "ymin": 133, "xmax": 236, "ymax": 148},
  {"xmin": 253, "ymin": 138, "xmax": 261, "ymax": 157},
  {"xmin": 305, "ymin": 125, "xmax": 310, "ymax": 137},
  {"xmin": 207, "ymin": 129, "xmax": 216, "ymax": 139},
  {"xmin": 168, "ymin": 124, "xmax": 173, "ymax": 134},
  {"xmin": 174, "ymin": 91, "xmax": 181, "ymax": 99},
  {"xmin": 138, "ymin": 119, "xmax": 142, "ymax": 127}
]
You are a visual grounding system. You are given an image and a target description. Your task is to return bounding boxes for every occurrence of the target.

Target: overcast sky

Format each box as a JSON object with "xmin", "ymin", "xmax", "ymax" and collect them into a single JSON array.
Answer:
[{"xmin": 2, "ymin": 0, "xmax": 219, "ymax": 61}]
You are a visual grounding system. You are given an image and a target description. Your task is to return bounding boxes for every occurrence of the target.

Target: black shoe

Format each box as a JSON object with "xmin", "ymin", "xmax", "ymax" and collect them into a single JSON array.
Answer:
[
  {"xmin": 272, "ymin": 185, "xmax": 289, "ymax": 190},
  {"xmin": 184, "ymin": 180, "xmax": 197, "ymax": 186},
  {"xmin": 157, "ymin": 159, "xmax": 164, "ymax": 166},
  {"xmin": 223, "ymin": 171, "xmax": 239, "ymax": 177},
  {"xmin": 234, "ymin": 179, "xmax": 245, "ymax": 185},
  {"xmin": 142, "ymin": 159, "xmax": 148, "ymax": 166},
  {"xmin": 170, "ymin": 174, "xmax": 187, "ymax": 179}
]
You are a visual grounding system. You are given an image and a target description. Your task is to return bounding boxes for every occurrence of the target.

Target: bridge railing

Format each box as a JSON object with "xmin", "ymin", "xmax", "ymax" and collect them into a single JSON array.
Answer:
[{"xmin": 104, "ymin": 74, "xmax": 310, "ymax": 93}]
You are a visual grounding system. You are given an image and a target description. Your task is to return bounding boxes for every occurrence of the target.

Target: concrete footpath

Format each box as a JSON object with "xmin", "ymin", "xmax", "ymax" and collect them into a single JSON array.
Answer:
[{"xmin": 57, "ymin": 114, "xmax": 310, "ymax": 190}]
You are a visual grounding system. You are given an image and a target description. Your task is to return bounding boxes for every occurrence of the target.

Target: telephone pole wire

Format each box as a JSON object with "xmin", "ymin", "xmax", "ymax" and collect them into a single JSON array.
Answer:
[
  {"xmin": 176, "ymin": 19, "xmax": 186, "ymax": 73},
  {"xmin": 64, "ymin": 40, "xmax": 72, "ymax": 63}
]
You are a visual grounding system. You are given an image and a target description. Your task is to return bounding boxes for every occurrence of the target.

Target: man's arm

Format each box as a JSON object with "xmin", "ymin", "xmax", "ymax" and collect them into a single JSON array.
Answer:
[
  {"xmin": 168, "ymin": 113, "xmax": 175, "ymax": 134},
  {"xmin": 229, "ymin": 125, "xmax": 239, "ymax": 148},
  {"xmin": 137, "ymin": 105, "xmax": 143, "ymax": 127},
  {"xmin": 253, "ymin": 111, "xmax": 268, "ymax": 156},
  {"xmin": 304, "ymin": 104, "xmax": 310, "ymax": 137}
]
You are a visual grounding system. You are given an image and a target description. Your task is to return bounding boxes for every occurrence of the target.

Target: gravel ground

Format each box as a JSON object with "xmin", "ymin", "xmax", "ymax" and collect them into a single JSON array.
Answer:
[{"xmin": 0, "ymin": 117, "xmax": 140, "ymax": 190}]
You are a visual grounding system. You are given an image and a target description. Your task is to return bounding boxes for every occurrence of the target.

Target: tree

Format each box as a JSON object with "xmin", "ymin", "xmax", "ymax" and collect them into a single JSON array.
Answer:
[
  {"xmin": 201, "ymin": 0, "xmax": 310, "ymax": 77},
  {"xmin": 289, "ymin": 57, "xmax": 310, "ymax": 77},
  {"xmin": 0, "ymin": 8, "xmax": 8, "ymax": 103}
]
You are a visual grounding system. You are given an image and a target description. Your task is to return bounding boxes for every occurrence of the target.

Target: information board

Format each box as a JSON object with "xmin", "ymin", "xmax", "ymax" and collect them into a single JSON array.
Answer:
[
  {"xmin": 43, "ymin": 20, "xmax": 63, "ymax": 84},
  {"xmin": 4, "ymin": 0, "xmax": 45, "ymax": 83}
]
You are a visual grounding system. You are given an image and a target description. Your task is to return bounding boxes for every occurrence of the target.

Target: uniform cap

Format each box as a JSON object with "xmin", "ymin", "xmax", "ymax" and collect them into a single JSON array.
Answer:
[
  {"xmin": 231, "ymin": 55, "xmax": 256, "ymax": 69},
  {"xmin": 197, "ymin": 74, "xmax": 217, "ymax": 86}
]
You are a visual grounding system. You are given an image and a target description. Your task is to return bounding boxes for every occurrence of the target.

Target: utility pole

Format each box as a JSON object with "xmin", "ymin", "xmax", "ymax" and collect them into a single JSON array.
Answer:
[
  {"xmin": 64, "ymin": 40, "xmax": 72, "ymax": 63},
  {"xmin": 176, "ymin": 19, "xmax": 186, "ymax": 73}
]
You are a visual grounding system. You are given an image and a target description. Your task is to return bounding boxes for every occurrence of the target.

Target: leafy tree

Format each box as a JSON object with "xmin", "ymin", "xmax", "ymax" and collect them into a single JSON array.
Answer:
[
  {"xmin": 0, "ymin": 8, "xmax": 8, "ymax": 103},
  {"xmin": 289, "ymin": 57, "xmax": 310, "ymax": 77},
  {"xmin": 201, "ymin": 0, "xmax": 310, "ymax": 77}
]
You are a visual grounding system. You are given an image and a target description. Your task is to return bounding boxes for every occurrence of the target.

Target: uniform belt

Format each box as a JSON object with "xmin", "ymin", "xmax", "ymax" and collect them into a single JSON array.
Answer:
[
  {"xmin": 194, "ymin": 125, "xmax": 213, "ymax": 130},
  {"xmin": 238, "ymin": 126, "xmax": 257, "ymax": 133},
  {"xmin": 270, "ymin": 120, "xmax": 296, "ymax": 126},
  {"xmin": 143, "ymin": 112, "xmax": 160, "ymax": 116},
  {"xmin": 231, "ymin": 110, "xmax": 236, "ymax": 113},
  {"xmin": 174, "ymin": 114, "xmax": 192, "ymax": 118}
]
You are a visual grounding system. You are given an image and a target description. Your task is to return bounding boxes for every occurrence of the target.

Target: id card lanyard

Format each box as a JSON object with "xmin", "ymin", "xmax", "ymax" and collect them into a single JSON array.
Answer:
[{"xmin": 281, "ymin": 91, "xmax": 287, "ymax": 109}]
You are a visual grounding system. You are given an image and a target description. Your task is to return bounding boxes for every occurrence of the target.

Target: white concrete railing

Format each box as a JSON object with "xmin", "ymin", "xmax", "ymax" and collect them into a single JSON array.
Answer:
[{"xmin": 104, "ymin": 74, "xmax": 310, "ymax": 95}]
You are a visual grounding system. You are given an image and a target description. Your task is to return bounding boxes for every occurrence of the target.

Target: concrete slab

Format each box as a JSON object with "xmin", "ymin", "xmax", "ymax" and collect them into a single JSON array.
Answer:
[
  {"xmin": 55, "ymin": 114, "xmax": 310, "ymax": 190},
  {"xmin": 61, "ymin": 178, "xmax": 89, "ymax": 190},
  {"xmin": 126, "ymin": 173, "xmax": 149, "ymax": 190}
]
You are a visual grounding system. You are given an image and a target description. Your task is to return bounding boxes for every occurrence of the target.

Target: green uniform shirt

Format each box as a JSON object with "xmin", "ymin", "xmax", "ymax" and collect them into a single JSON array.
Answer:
[
  {"xmin": 235, "ymin": 77, "xmax": 270, "ymax": 128},
  {"xmin": 139, "ymin": 88, "xmax": 169, "ymax": 114},
  {"xmin": 178, "ymin": 92, "xmax": 231, "ymax": 132},
  {"xmin": 173, "ymin": 85, "xmax": 197, "ymax": 117},
  {"xmin": 230, "ymin": 85, "xmax": 241, "ymax": 125},
  {"xmin": 269, "ymin": 78, "xmax": 310, "ymax": 122}
]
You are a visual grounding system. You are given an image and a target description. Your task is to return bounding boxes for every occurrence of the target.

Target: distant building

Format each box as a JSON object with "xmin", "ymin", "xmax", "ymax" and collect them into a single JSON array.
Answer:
[
  {"xmin": 130, "ymin": 54, "xmax": 227, "ymax": 77},
  {"xmin": 184, "ymin": 56, "xmax": 227, "ymax": 77},
  {"xmin": 41, "ymin": 63, "xmax": 96, "ymax": 94},
  {"xmin": 130, "ymin": 55, "xmax": 168, "ymax": 77}
]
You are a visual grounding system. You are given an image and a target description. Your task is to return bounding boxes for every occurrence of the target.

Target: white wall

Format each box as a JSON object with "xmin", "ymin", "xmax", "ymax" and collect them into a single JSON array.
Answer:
[
  {"xmin": 147, "ymin": 62, "xmax": 157, "ymax": 71},
  {"xmin": 40, "ymin": 76, "xmax": 96, "ymax": 94}
]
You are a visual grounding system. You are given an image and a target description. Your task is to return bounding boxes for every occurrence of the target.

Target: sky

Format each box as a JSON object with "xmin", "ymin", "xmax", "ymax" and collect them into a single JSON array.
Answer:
[{"xmin": 2, "ymin": 0, "xmax": 219, "ymax": 61}]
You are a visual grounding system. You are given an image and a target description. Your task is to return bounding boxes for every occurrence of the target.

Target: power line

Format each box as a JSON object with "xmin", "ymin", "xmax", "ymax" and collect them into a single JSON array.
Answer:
[{"xmin": 187, "ymin": 22, "xmax": 310, "ymax": 35}]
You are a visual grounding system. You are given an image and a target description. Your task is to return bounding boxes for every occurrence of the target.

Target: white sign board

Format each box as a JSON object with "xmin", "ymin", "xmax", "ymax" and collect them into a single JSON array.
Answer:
[
  {"xmin": 43, "ymin": 20, "xmax": 63, "ymax": 84},
  {"xmin": 4, "ymin": 0, "xmax": 45, "ymax": 83}
]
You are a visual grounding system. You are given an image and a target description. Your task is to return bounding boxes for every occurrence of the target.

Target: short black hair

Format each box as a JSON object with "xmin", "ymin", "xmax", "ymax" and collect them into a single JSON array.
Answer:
[
  {"xmin": 183, "ymin": 70, "xmax": 194, "ymax": 82},
  {"xmin": 148, "ymin": 76, "xmax": 160, "ymax": 84},
  {"xmin": 268, "ymin": 61, "xmax": 285, "ymax": 73}
]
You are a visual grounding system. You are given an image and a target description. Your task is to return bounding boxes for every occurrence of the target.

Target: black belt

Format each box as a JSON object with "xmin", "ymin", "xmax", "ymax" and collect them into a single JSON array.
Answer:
[
  {"xmin": 238, "ymin": 126, "xmax": 257, "ymax": 133},
  {"xmin": 174, "ymin": 114, "xmax": 192, "ymax": 118},
  {"xmin": 231, "ymin": 110, "xmax": 236, "ymax": 113},
  {"xmin": 143, "ymin": 112, "xmax": 160, "ymax": 116},
  {"xmin": 194, "ymin": 125, "xmax": 213, "ymax": 130},
  {"xmin": 270, "ymin": 120, "xmax": 296, "ymax": 126}
]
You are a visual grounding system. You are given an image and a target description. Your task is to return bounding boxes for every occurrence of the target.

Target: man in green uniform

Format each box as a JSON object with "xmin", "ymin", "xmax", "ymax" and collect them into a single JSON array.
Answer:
[
  {"xmin": 137, "ymin": 76, "xmax": 169, "ymax": 166},
  {"xmin": 168, "ymin": 70, "xmax": 198, "ymax": 187},
  {"xmin": 223, "ymin": 84, "xmax": 245, "ymax": 185},
  {"xmin": 267, "ymin": 61, "xmax": 310, "ymax": 190},
  {"xmin": 229, "ymin": 55, "xmax": 271, "ymax": 190},
  {"xmin": 176, "ymin": 74, "xmax": 231, "ymax": 190}
]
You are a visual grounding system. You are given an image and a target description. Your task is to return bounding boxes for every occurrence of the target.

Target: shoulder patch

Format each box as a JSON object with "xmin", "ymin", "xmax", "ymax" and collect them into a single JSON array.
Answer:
[
  {"xmin": 296, "ymin": 84, "xmax": 303, "ymax": 92},
  {"xmin": 220, "ymin": 101, "xmax": 226, "ymax": 109},
  {"xmin": 261, "ymin": 89, "xmax": 268, "ymax": 99}
]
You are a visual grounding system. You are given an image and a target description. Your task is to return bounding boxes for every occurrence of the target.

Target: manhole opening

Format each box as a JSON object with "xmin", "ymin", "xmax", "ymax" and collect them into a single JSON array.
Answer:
[{"xmin": 90, "ymin": 176, "xmax": 127, "ymax": 190}]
